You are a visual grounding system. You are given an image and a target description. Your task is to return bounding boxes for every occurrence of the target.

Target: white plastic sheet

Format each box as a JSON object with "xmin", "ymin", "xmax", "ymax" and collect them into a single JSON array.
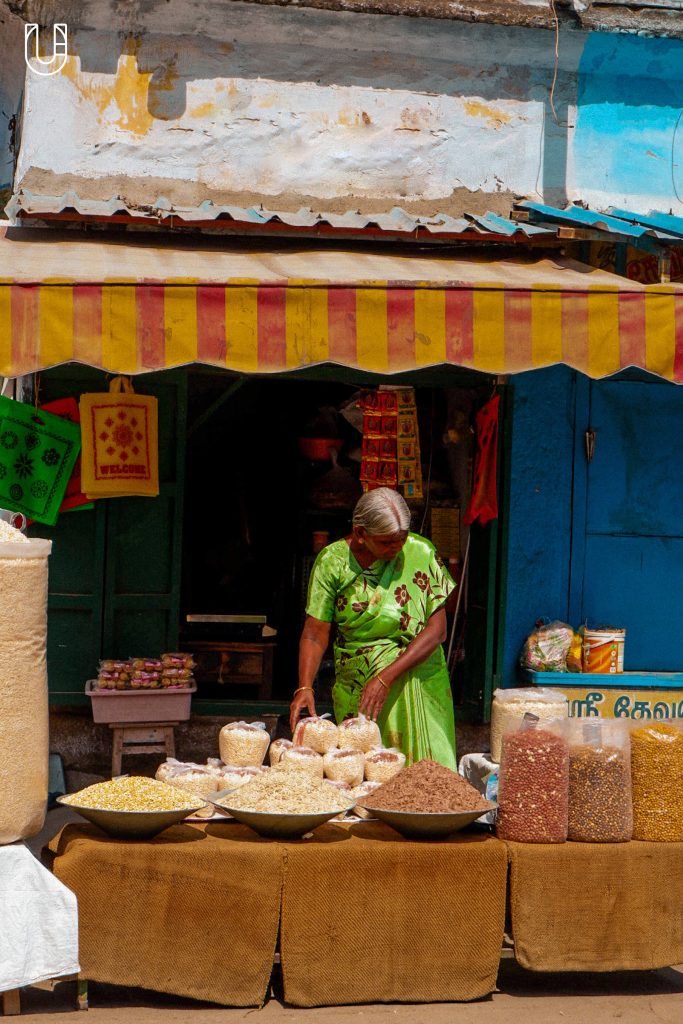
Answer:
[{"xmin": 0, "ymin": 843, "xmax": 79, "ymax": 991}]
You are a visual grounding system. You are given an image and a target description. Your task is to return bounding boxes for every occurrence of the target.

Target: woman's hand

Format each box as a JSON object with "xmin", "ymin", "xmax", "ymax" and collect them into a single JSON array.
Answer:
[
  {"xmin": 289, "ymin": 688, "xmax": 317, "ymax": 736},
  {"xmin": 359, "ymin": 676, "xmax": 390, "ymax": 722}
]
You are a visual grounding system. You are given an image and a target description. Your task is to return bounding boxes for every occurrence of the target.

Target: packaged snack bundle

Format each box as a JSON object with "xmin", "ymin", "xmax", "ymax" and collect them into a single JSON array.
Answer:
[
  {"xmin": 281, "ymin": 746, "xmax": 324, "ymax": 778},
  {"xmin": 520, "ymin": 621, "xmax": 575, "ymax": 672},
  {"xmin": 490, "ymin": 687, "xmax": 569, "ymax": 763},
  {"xmin": 97, "ymin": 660, "xmax": 131, "ymax": 690},
  {"xmin": 161, "ymin": 652, "xmax": 195, "ymax": 689},
  {"xmin": 364, "ymin": 748, "xmax": 406, "ymax": 783},
  {"xmin": 292, "ymin": 714, "xmax": 338, "ymax": 753},
  {"xmin": 630, "ymin": 722, "xmax": 683, "ymax": 842},
  {"xmin": 323, "ymin": 748, "xmax": 365, "ymax": 787},
  {"xmin": 337, "ymin": 714, "xmax": 382, "ymax": 753},
  {"xmin": 496, "ymin": 715, "xmax": 569, "ymax": 844},
  {"xmin": 218, "ymin": 721, "xmax": 270, "ymax": 767},
  {"xmin": 567, "ymin": 720, "xmax": 633, "ymax": 843}
]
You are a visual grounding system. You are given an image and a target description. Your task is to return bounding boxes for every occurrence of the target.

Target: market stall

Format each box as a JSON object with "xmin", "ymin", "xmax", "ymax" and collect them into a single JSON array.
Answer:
[{"xmin": 46, "ymin": 819, "xmax": 508, "ymax": 1008}]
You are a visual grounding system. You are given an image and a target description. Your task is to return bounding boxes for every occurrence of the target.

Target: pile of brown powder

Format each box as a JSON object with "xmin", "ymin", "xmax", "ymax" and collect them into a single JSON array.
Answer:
[{"xmin": 360, "ymin": 759, "xmax": 494, "ymax": 814}]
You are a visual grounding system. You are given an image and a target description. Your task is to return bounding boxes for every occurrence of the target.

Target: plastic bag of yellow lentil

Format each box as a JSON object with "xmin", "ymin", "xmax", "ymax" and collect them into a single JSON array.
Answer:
[
  {"xmin": 567, "ymin": 720, "xmax": 633, "ymax": 843},
  {"xmin": 631, "ymin": 721, "xmax": 683, "ymax": 842}
]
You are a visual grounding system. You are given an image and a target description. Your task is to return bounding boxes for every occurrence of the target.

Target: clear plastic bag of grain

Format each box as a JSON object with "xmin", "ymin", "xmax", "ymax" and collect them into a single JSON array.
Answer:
[
  {"xmin": 269, "ymin": 738, "xmax": 293, "ymax": 766},
  {"xmin": 219, "ymin": 766, "xmax": 264, "ymax": 791},
  {"xmin": 630, "ymin": 721, "xmax": 683, "ymax": 842},
  {"xmin": 323, "ymin": 747, "xmax": 365, "ymax": 787},
  {"xmin": 292, "ymin": 714, "xmax": 338, "ymax": 753},
  {"xmin": 568, "ymin": 719, "xmax": 633, "ymax": 843},
  {"xmin": 364, "ymin": 748, "xmax": 406, "ymax": 783},
  {"xmin": 490, "ymin": 687, "xmax": 569, "ymax": 763},
  {"xmin": 218, "ymin": 721, "xmax": 270, "ymax": 767},
  {"xmin": 281, "ymin": 745, "xmax": 324, "ymax": 778},
  {"xmin": 337, "ymin": 714, "xmax": 382, "ymax": 753},
  {"xmin": 496, "ymin": 714, "xmax": 569, "ymax": 843}
]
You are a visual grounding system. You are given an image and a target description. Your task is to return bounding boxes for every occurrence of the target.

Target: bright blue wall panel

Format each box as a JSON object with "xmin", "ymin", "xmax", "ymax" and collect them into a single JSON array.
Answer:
[{"xmin": 501, "ymin": 365, "xmax": 576, "ymax": 685}]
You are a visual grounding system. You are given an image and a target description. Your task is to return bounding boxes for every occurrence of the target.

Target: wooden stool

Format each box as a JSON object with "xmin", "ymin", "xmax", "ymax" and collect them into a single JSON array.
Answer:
[{"xmin": 109, "ymin": 722, "xmax": 177, "ymax": 777}]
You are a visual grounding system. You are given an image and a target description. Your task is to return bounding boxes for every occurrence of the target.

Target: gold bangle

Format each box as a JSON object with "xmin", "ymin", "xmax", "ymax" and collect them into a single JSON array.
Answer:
[
  {"xmin": 292, "ymin": 686, "xmax": 314, "ymax": 697},
  {"xmin": 376, "ymin": 675, "xmax": 389, "ymax": 691}
]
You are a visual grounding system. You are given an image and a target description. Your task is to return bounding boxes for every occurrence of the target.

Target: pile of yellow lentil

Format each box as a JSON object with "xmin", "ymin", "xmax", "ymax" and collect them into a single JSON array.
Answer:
[
  {"xmin": 62, "ymin": 776, "xmax": 203, "ymax": 812},
  {"xmin": 631, "ymin": 723, "xmax": 683, "ymax": 841}
]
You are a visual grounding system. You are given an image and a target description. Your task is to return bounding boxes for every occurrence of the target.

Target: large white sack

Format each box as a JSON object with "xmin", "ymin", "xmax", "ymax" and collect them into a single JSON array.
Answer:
[{"xmin": 0, "ymin": 538, "xmax": 52, "ymax": 844}]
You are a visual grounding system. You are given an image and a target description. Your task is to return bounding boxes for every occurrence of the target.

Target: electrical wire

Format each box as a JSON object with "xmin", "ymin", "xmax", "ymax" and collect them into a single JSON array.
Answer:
[{"xmin": 673, "ymin": 110, "xmax": 683, "ymax": 205}]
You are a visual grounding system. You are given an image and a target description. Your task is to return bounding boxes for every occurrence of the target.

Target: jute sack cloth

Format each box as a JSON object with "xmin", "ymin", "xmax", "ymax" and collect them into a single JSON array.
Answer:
[
  {"xmin": 47, "ymin": 822, "xmax": 283, "ymax": 1006},
  {"xmin": 506, "ymin": 840, "xmax": 683, "ymax": 971},
  {"xmin": 280, "ymin": 822, "xmax": 508, "ymax": 1006}
]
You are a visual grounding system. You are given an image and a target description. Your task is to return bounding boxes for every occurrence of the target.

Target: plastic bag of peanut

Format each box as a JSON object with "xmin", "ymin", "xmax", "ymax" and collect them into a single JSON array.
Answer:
[
  {"xmin": 496, "ymin": 714, "xmax": 569, "ymax": 843},
  {"xmin": 631, "ymin": 721, "xmax": 683, "ymax": 842},
  {"xmin": 567, "ymin": 720, "xmax": 633, "ymax": 843}
]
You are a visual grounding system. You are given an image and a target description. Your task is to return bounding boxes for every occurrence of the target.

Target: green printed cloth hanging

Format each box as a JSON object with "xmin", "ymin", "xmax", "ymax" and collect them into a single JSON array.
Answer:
[{"xmin": 0, "ymin": 395, "xmax": 81, "ymax": 526}]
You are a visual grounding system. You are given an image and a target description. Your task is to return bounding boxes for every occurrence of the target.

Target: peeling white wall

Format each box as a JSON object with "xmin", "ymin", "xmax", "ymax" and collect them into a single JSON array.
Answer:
[{"xmin": 13, "ymin": 2, "xmax": 582, "ymax": 212}]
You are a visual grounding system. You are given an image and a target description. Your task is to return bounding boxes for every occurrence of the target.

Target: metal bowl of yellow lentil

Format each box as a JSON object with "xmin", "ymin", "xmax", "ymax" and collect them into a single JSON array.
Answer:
[
  {"xmin": 57, "ymin": 776, "xmax": 206, "ymax": 838},
  {"xmin": 57, "ymin": 799, "xmax": 205, "ymax": 838}
]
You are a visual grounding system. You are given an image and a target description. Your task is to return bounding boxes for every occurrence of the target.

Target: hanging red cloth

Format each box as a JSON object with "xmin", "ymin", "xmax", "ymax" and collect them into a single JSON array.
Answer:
[{"xmin": 464, "ymin": 395, "xmax": 500, "ymax": 526}]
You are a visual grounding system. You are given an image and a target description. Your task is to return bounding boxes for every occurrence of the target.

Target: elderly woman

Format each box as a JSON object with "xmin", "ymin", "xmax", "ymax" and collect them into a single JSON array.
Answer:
[{"xmin": 289, "ymin": 487, "xmax": 457, "ymax": 768}]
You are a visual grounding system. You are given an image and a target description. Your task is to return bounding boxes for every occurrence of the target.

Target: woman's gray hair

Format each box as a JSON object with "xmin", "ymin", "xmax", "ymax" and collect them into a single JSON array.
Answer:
[{"xmin": 352, "ymin": 488, "xmax": 411, "ymax": 535}]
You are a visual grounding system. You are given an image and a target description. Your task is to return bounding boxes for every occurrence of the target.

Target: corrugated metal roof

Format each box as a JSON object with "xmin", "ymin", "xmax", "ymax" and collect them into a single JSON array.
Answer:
[
  {"xmin": 516, "ymin": 201, "xmax": 683, "ymax": 246},
  {"xmin": 5, "ymin": 189, "xmax": 553, "ymax": 242}
]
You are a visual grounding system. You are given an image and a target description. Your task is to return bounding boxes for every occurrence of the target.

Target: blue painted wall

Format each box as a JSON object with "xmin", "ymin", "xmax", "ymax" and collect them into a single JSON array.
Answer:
[
  {"xmin": 501, "ymin": 365, "xmax": 577, "ymax": 685},
  {"xmin": 574, "ymin": 32, "xmax": 683, "ymax": 210}
]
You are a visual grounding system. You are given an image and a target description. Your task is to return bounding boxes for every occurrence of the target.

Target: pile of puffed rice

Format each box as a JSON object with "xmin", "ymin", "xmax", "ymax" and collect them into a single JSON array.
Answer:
[{"xmin": 218, "ymin": 763, "xmax": 353, "ymax": 815}]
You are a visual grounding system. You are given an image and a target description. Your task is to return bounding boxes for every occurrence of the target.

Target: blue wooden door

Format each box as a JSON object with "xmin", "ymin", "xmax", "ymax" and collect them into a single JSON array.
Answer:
[{"xmin": 570, "ymin": 378, "xmax": 683, "ymax": 670}]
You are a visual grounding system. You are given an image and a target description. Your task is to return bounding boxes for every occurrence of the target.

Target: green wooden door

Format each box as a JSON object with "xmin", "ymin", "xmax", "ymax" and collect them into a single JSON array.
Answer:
[{"xmin": 28, "ymin": 368, "xmax": 187, "ymax": 704}]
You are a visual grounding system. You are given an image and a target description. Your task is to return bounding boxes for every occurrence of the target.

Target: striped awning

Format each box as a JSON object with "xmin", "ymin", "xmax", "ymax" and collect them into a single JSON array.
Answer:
[{"xmin": 1, "ymin": 226, "xmax": 682, "ymax": 381}]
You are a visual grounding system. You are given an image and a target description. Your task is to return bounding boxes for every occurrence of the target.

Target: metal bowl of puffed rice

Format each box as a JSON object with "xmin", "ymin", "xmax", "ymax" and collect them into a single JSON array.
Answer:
[
  {"xmin": 209, "ymin": 790, "xmax": 355, "ymax": 838},
  {"xmin": 57, "ymin": 776, "xmax": 206, "ymax": 838}
]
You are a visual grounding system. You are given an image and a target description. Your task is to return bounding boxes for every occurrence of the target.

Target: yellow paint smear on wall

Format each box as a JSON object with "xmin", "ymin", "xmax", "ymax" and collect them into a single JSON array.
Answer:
[
  {"xmin": 60, "ymin": 54, "xmax": 154, "ymax": 135},
  {"xmin": 463, "ymin": 100, "xmax": 512, "ymax": 129}
]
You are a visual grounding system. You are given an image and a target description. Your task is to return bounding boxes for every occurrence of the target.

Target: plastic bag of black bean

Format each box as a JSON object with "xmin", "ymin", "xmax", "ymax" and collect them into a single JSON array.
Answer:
[
  {"xmin": 496, "ymin": 714, "xmax": 569, "ymax": 843},
  {"xmin": 567, "ymin": 720, "xmax": 633, "ymax": 843}
]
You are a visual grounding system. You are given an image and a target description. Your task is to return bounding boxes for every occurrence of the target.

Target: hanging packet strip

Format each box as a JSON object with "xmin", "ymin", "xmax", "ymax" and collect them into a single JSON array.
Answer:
[
  {"xmin": 79, "ymin": 377, "xmax": 159, "ymax": 498},
  {"xmin": 0, "ymin": 395, "xmax": 81, "ymax": 525}
]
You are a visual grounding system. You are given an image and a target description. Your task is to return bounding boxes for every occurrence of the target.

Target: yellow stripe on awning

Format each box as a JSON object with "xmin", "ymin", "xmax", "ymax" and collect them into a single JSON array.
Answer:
[{"xmin": 0, "ymin": 226, "xmax": 682, "ymax": 382}]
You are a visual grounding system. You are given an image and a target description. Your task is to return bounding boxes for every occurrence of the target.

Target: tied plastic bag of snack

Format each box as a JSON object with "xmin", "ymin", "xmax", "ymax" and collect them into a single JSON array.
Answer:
[
  {"xmin": 218, "ymin": 721, "xmax": 270, "ymax": 767},
  {"xmin": 496, "ymin": 713, "xmax": 569, "ymax": 844},
  {"xmin": 281, "ymin": 746, "xmax": 324, "ymax": 778},
  {"xmin": 292, "ymin": 714, "xmax": 338, "ymax": 754},
  {"xmin": 567, "ymin": 720, "xmax": 632, "ymax": 843},
  {"xmin": 520, "ymin": 620, "xmax": 575, "ymax": 672},
  {"xmin": 364, "ymin": 748, "xmax": 406, "ymax": 783},
  {"xmin": 337, "ymin": 714, "xmax": 381, "ymax": 753},
  {"xmin": 323, "ymin": 748, "xmax": 365, "ymax": 787},
  {"xmin": 269, "ymin": 738, "xmax": 293, "ymax": 766}
]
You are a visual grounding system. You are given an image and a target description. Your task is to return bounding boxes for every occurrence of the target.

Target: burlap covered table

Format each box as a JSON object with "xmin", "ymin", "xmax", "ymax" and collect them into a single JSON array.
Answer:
[
  {"xmin": 46, "ymin": 821, "xmax": 283, "ymax": 1006},
  {"xmin": 47, "ymin": 820, "xmax": 508, "ymax": 1007},
  {"xmin": 506, "ymin": 840, "xmax": 683, "ymax": 972}
]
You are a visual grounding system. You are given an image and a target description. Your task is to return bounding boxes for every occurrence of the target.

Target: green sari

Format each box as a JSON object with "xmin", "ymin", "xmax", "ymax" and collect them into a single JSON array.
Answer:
[{"xmin": 305, "ymin": 533, "xmax": 457, "ymax": 769}]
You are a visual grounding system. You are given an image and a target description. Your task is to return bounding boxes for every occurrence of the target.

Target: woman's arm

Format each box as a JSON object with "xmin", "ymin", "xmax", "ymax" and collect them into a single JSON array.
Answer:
[
  {"xmin": 289, "ymin": 615, "xmax": 332, "ymax": 734},
  {"xmin": 359, "ymin": 608, "xmax": 448, "ymax": 721}
]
